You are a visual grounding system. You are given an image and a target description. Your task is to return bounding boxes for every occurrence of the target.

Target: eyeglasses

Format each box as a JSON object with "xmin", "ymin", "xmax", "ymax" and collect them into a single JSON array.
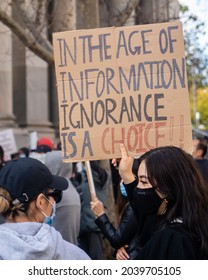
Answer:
[{"xmin": 45, "ymin": 190, "xmax": 63, "ymax": 203}]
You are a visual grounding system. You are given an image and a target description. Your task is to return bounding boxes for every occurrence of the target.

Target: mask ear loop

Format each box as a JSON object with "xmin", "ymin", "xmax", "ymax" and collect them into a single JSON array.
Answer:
[
  {"xmin": 163, "ymin": 197, "xmax": 168, "ymax": 203},
  {"xmin": 152, "ymin": 184, "xmax": 169, "ymax": 215},
  {"xmin": 39, "ymin": 195, "xmax": 55, "ymax": 218},
  {"xmin": 42, "ymin": 194, "xmax": 54, "ymax": 206},
  {"xmin": 156, "ymin": 196, "xmax": 169, "ymax": 215}
]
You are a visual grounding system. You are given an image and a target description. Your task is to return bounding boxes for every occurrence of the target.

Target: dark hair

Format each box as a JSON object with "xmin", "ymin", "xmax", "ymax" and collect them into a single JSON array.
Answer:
[
  {"xmin": 140, "ymin": 146, "xmax": 208, "ymax": 256},
  {"xmin": 0, "ymin": 146, "xmax": 4, "ymax": 161},
  {"xmin": 1, "ymin": 187, "xmax": 49, "ymax": 220},
  {"xmin": 19, "ymin": 147, "xmax": 29, "ymax": 157},
  {"xmin": 196, "ymin": 142, "xmax": 207, "ymax": 158},
  {"xmin": 56, "ymin": 141, "xmax": 62, "ymax": 150},
  {"xmin": 132, "ymin": 158, "xmax": 139, "ymax": 177}
]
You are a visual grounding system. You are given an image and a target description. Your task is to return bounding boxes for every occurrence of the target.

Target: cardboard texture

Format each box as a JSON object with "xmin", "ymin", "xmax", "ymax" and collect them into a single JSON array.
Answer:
[{"xmin": 52, "ymin": 21, "xmax": 192, "ymax": 162}]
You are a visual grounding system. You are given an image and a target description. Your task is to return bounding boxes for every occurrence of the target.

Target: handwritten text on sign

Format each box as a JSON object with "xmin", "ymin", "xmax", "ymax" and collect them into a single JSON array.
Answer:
[{"xmin": 53, "ymin": 21, "xmax": 192, "ymax": 162}]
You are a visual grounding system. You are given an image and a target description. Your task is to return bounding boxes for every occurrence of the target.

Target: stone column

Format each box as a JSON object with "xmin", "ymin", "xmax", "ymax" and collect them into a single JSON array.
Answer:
[
  {"xmin": 24, "ymin": 50, "xmax": 54, "ymax": 138},
  {"xmin": 0, "ymin": 1, "xmax": 16, "ymax": 129},
  {"xmin": 12, "ymin": 1, "xmax": 55, "ymax": 145}
]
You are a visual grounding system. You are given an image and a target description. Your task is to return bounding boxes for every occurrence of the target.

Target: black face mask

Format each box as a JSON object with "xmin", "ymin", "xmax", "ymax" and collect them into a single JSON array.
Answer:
[{"xmin": 133, "ymin": 187, "xmax": 164, "ymax": 219}]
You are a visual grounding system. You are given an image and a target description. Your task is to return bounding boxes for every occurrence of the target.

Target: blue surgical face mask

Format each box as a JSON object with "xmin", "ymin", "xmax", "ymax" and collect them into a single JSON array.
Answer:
[
  {"xmin": 41, "ymin": 196, "xmax": 56, "ymax": 225},
  {"xmin": 120, "ymin": 181, "xmax": 127, "ymax": 197}
]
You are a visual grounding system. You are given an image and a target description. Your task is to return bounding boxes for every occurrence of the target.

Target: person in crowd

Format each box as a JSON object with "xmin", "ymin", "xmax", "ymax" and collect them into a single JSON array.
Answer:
[
  {"xmin": 30, "ymin": 136, "xmax": 54, "ymax": 164},
  {"xmin": 91, "ymin": 186, "xmax": 139, "ymax": 259},
  {"xmin": 45, "ymin": 150, "xmax": 81, "ymax": 245},
  {"xmin": 0, "ymin": 146, "xmax": 6, "ymax": 224},
  {"xmin": 77, "ymin": 160, "xmax": 108, "ymax": 259},
  {"xmin": 11, "ymin": 147, "xmax": 30, "ymax": 160},
  {"xmin": 18, "ymin": 147, "xmax": 30, "ymax": 158},
  {"xmin": 70, "ymin": 162, "xmax": 83, "ymax": 188},
  {"xmin": 90, "ymin": 159, "xmax": 140, "ymax": 260},
  {"xmin": 37, "ymin": 137, "xmax": 54, "ymax": 151},
  {"xmin": 192, "ymin": 139, "xmax": 208, "ymax": 183},
  {"xmin": 56, "ymin": 140, "xmax": 83, "ymax": 188},
  {"xmin": 112, "ymin": 144, "xmax": 208, "ymax": 259},
  {"xmin": 200, "ymin": 136, "xmax": 208, "ymax": 159},
  {"xmin": 0, "ymin": 157, "xmax": 90, "ymax": 260},
  {"xmin": 0, "ymin": 146, "xmax": 5, "ymax": 171},
  {"xmin": 56, "ymin": 141, "xmax": 62, "ymax": 151}
]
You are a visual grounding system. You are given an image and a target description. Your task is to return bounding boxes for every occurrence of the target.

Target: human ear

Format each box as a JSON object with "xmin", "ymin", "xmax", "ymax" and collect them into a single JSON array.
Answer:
[{"xmin": 35, "ymin": 193, "xmax": 47, "ymax": 211}]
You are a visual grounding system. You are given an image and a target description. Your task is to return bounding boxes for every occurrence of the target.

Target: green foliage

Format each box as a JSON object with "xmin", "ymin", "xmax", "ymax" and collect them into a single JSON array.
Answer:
[
  {"xmin": 180, "ymin": 3, "xmax": 208, "ymax": 130},
  {"xmin": 196, "ymin": 88, "xmax": 208, "ymax": 128},
  {"xmin": 189, "ymin": 86, "xmax": 208, "ymax": 129},
  {"xmin": 179, "ymin": 4, "xmax": 189, "ymax": 14},
  {"xmin": 180, "ymin": 4, "xmax": 208, "ymax": 88}
]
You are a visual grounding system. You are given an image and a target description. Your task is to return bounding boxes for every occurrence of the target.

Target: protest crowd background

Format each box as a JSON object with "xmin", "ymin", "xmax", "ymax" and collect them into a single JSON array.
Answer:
[
  {"xmin": 0, "ymin": 132, "xmax": 208, "ymax": 259},
  {"xmin": 0, "ymin": 0, "xmax": 208, "ymax": 260}
]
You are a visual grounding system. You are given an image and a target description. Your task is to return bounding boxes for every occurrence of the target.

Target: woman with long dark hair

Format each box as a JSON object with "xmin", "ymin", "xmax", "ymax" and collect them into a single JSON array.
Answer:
[{"xmin": 114, "ymin": 144, "xmax": 208, "ymax": 259}]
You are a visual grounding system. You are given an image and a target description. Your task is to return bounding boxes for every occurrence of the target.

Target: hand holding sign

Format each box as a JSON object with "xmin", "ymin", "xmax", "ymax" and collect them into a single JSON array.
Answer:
[{"xmin": 90, "ymin": 193, "xmax": 105, "ymax": 218}]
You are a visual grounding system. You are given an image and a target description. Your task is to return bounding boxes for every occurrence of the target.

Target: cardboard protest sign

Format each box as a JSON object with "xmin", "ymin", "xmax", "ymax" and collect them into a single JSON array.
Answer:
[
  {"xmin": 29, "ymin": 131, "xmax": 38, "ymax": 150},
  {"xmin": 53, "ymin": 21, "xmax": 192, "ymax": 162},
  {"xmin": 0, "ymin": 129, "xmax": 17, "ymax": 161}
]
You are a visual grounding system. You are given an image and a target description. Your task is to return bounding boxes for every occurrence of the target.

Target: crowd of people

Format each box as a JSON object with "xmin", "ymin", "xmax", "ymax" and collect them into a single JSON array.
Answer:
[{"xmin": 0, "ymin": 135, "xmax": 208, "ymax": 260}]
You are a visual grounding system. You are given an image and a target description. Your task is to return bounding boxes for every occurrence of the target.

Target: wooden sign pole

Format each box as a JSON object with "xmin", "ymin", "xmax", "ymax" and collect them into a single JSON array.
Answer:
[{"xmin": 85, "ymin": 160, "xmax": 96, "ymax": 196}]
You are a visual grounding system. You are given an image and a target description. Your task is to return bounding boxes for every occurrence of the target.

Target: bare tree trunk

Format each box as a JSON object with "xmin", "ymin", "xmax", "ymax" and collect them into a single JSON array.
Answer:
[
  {"xmin": 77, "ymin": 0, "xmax": 100, "ymax": 29},
  {"xmin": 52, "ymin": 0, "xmax": 76, "ymax": 32},
  {"xmin": 0, "ymin": 7, "xmax": 53, "ymax": 64},
  {"xmin": 100, "ymin": 0, "xmax": 140, "ymax": 27},
  {"xmin": 137, "ymin": 0, "xmax": 179, "ymax": 24},
  {"xmin": 49, "ymin": 0, "xmax": 76, "ymax": 136}
]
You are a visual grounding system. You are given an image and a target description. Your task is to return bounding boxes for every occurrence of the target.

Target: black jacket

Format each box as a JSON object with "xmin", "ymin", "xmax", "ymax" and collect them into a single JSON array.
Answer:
[
  {"xmin": 136, "ymin": 223, "xmax": 201, "ymax": 259},
  {"xmin": 95, "ymin": 203, "xmax": 140, "ymax": 259},
  {"xmin": 195, "ymin": 159, "xmax": 208, "ymax": 184}
]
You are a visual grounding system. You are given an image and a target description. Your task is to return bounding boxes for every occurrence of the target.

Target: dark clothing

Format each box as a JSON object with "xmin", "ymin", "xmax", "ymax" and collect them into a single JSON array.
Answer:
[
  {"xmin": 136, "ymin": 223, "xmax": 201, "ymax": 260},
  {"xmin": 195, "ymin": 159, "xmax": 208, "ymax": 183},
  {"xmin": 95, "ymin": 204, "xmax": 137, "ymax": 249},
  {"xmin": 78, "ymin": 232, "xmax": 104, "ymax": 260},
  {"xmin": 78, "ymin": 169, "xmax": 108, "ymax": 234},
  {"xmin": 0, "ymin": 161, "xmax": 5, "ymax": 171},
  {"xmin": 95, "ymin": 203, "xmax": 140, "ymax": 259},
  {"xmin": 0, "ymin": 161, "xmax": 6, "ymax": 224},
  {"xmin": 124, "ymin": 180, "xmax": 203, "ymax": 260},
  {"xmin": 0, "ymin": 163, "xmax": 3, "ymax": 171},
  {"xmin": 78, "ymin": 166, "xmax": 108, "ymax": 259},
  {"xmin": 0, "ymin": 215, "xmax": 5, "ymax": 225}
]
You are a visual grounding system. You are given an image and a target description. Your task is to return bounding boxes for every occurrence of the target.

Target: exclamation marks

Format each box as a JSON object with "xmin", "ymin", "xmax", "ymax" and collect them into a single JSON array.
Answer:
[
  {"xmin": 169, "ymin": 116, "xmax": 184, "ymax": 148},
  {"xmin": 169, "ymin": 117, "xmax": 174, "ymax": 141}
]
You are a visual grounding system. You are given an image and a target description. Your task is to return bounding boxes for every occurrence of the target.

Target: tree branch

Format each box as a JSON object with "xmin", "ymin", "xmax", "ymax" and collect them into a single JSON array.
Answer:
[
  {"xmin": 105, "ymin": 0, "xmax": 140, "ymax": 27},
  {"xmin": 13, "ymin": 0, "xmax": 53, "ymax": 53},
  {"xmin": 0, "ymin": 8, "xmax": 54, "ymax": 65}
]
